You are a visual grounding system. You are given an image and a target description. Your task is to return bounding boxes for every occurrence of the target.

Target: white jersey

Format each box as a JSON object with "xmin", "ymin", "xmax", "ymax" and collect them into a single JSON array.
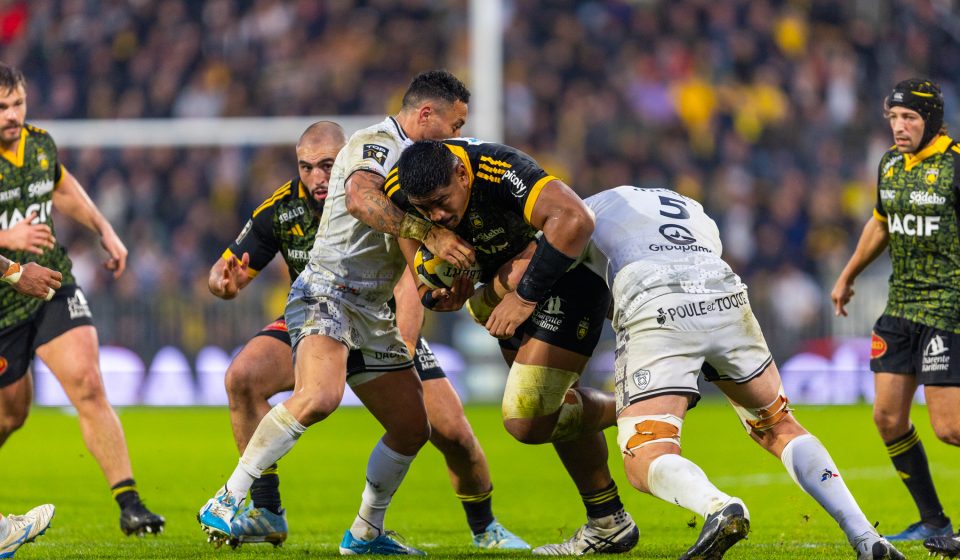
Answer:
[
  {"xmin": 581, "ymin": 186, "xmax": 745, "ymax": 321},
  {"xmin": 299, "ymin": 116, "xmax": 412, "ymax": 306}
]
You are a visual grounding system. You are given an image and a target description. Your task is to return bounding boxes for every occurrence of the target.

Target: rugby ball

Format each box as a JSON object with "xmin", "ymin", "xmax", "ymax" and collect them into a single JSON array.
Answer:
[{"xmin": 414, "ymin": 245, "xmax": 481, "ymax": 290}]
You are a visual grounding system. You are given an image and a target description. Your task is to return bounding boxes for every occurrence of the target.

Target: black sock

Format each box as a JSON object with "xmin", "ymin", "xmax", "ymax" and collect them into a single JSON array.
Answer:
[
  {"xmin": 112, "ymin": 478, "xmax": 141, "ymax": 511},
  {"xmin": 581, "ymin": 481, "xmax": 624, "ymax": 519},
  {"xmin": 458, "ymin": 488, "xmax": 494, "ymax": 535},
  {"xmin": 886, "ymin": 426, "xmax": 950, "ymax": 527},
  {"xmin": 250, "ymin": 464, "xmax": 282, "ymax": 515}
]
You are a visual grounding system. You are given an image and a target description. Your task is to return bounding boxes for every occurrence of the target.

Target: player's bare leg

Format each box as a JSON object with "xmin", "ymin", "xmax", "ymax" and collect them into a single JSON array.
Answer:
[
  {"xmin": 502, "ymin": 339, "xmax": 637, "ymax": 555},
  {"xmin": 716, "ymin": 363, "xmax": 903, "ymax": 559},
  {"xmin": 0, "ymin": 372, "xmax": 32, "ymax": 447},
  {"xmin": 223, "ymin": 335, "xmax": 296, "ymax": 547},
  {"xmin": 868, "ymin": 373, "xmax": 951, "ymax": 541},
  {"xmin": 346, "ymin": 368, "xmax": 430, "ymax": 555},
  {"xmin": 422, "ymin": 377, "xmax": 528, "ymax": 549},
  {"xmin": 36, "ymin": 325, "xmax": 164, "ymax": 536}
]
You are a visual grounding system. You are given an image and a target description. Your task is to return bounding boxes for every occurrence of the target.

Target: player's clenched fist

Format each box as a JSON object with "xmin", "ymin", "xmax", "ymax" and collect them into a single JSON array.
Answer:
[
  {"xmin": 424, "ymin": 226, "xmax": 475, "ymax": 270},
  {"xmin": 4, "ymin": 262, "xmax": 62, "ymax": 300}
]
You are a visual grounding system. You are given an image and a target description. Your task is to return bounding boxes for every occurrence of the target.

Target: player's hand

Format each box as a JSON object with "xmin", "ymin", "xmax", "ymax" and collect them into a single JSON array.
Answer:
[
  {"xmin": 218, "ymin": 252, "xmax": 251, "ymax": 299},
  {"xmin": 426, "ymin": 274, "xmax": 475, "ymax": 312},
  {"xmin": 831, "ymin": 276, "xmax": 854, "ymax": 317},
  {"xmin": 1, "ymin": 212, "xmax": 55, "ymax": 255},
  {"xmin": 424, "ymin": 226, "xmax": 475, "ymax": 270},
  {"xmin": 485, "ymin": 292, "xmax": 536, "ymax": 339},
  {"xmin": 12, "ymin": 262, "xmax": 62, "ymax": 300},
  {"xmin": 100, "ymin": 229, "xmax": 128, "ymax": 278}
]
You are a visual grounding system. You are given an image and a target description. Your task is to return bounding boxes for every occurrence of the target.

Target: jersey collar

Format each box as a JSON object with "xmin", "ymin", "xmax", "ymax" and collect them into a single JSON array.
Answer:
[
  {"xmin": 442, "ymin": 143, "xmax": 474, "ymax": 188},
  {"xmin": 904, "ymin": 134, "xmax": 952, "ymax": 171},
  {"xmin": 0, "ymin": 127, "xmax": 27, "ymax": 167}
]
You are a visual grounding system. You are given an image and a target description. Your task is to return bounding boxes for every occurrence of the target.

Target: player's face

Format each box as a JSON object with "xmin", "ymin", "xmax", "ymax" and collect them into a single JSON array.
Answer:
[
  {"xmin": 0, "ymin": 85, "xmax": 26, "ymax": 146},
  {"xmin": 296, "ymin": 141, "xmax": 342, "ymax": 211},
  {"xmin": 410, "ymin": 162, "xmax": 471, "ymax": 229},
  {"xmin": 887, "ymin": 106, "xmax": 925, "ymax": 153},
  {"xmin": 419, "ymin": 100, "xmax": 468, "ymax": 141}
]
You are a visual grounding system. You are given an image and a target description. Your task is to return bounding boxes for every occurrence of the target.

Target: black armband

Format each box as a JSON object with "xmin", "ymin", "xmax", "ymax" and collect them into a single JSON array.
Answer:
[
  {"xmin": 421, "ymin": 288, "xmax": 440, "ymax": 310},
  {"xmin": 516, "ymin": 237, "xmax": 576, "ymax": 303}
]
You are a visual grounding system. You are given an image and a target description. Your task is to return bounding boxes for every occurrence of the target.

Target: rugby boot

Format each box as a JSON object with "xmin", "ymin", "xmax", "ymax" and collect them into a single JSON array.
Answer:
[
  {"xmin": 852, "ymin": 530, "xmax": 905, "ymax": 560},
  {"xmin": 678, "ymin": 498, "xmax": 750, "ymax": 560},
  {"xmin": 198, "ymin": 486, "xmax": 243, "ymax": 546},
  {"xmin": 228, "ymin": 503, "xmax": 287, "ymax": 548},
  {"xmin": 120, "ymin": 501, "xmax": 165, "ymax": 536},
  {"xmin": 0, "ymin": 504, "xmax": 55, "ymax": 559},
  {"xmin": 339, "ymin": 529, "xmax": 426, "ymax": 555},
  {"xmin": 472, "ymin": 519, "xmax": 530, "ymax": 549},
  {"xmin": 532, "ymin": 509, "xmax": 638, "ymax": 555},
  {"xmin": 924, "ymin": 532, "xmax": 960, "ymax": 558},
  {"xmin": 885, "ymin": 519, "xmax": 953, "ymax": 542}
]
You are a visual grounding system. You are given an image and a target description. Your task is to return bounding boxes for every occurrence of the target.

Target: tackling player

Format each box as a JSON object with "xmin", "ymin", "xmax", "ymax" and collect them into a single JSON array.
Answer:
[
  {"xmin": 0, "ymin": 63, "xmax": 164, "ymax": 536},
  {"xmin": 209, "ymin": 121, "xmax": 526, "ymax": 549},
  {"xmin": 832, "ymin": 79, "xmax": 960, "ymax": 546},
  {"xmin": 393, "ymin": 140, "xmax": 639, "ymax": 555},
  {"xmin": 198, "ymin": 70, "xmax": 490, "ymax": 555}
]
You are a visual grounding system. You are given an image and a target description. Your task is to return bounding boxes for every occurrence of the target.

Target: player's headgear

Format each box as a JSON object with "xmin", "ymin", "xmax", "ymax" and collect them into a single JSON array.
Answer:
[{"xmin": 885, "ymin": 78, "xmax": 944, "ymax": 149}]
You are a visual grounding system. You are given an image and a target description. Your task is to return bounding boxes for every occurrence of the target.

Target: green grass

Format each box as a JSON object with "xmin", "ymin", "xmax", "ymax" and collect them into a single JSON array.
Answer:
[{"xmin": 3, "ymin": 402, "xmax": 954, "ymax": 559}]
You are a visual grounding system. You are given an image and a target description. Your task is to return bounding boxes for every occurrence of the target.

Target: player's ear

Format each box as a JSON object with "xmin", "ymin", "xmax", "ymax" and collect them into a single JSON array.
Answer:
[
  {"xmin": 418, "ymin": 103, "xmax": 433, "ymax": 124},
  {"xmin": 455, "ymin": 161, "xmax": 469, "ymax": 188}
]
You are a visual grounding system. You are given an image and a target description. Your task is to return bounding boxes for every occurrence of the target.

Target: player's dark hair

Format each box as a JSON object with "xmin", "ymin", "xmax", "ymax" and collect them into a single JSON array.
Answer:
[
  {"xmin": 0, "ymin": 63, "xmax": 25, "ymax": 94},
  {"xmin": 401, "ymin": 70, "xmax": 471, "ymax": 109},
  {"xmin": 397, "ymin": 140, "xmax": 459, "ymax": 199}
]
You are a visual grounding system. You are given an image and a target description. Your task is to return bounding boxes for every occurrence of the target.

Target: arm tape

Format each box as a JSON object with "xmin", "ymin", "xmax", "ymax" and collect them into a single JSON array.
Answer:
[
  {"xmin": 399, "ymin": 212, "xmax": 432, "ymax": 241},
  {"xmin": 1, "ymin": 262, "xmax": 22, "ymax": 285},
  {"xmin": 516, "ymin": 237, "xmax": 575, "ymax": 303},
  {"xmin": 421, "ymin": 288, "xmax": 440, "ymax": 310}
]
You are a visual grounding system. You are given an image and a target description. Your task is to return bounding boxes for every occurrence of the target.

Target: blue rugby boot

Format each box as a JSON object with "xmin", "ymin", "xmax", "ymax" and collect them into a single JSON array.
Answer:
[
  {"xmin": 339, "ymin": 529, "xmax": 426, "ymax": 555},
  {"xmin": 0, "ymin": 504, "xmax": 55, "ymax": 559},
  {"xmin": 229, "ymin": 503, "xmax": 287, "ymax": 548},
  {"xmin": 472, "ymin": 520, "xmax": 530, "ymax": 549},
  {"xmin": 885, "ymin": 519, "xmax": 953, "ymax": 542},
  {"xmin": 197, "ymin": 486, "xmax": 243, "ymax": 546}
]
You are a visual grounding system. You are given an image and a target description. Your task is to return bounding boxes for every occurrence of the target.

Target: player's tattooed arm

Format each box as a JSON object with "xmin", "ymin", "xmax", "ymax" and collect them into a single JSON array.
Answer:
[{"xmin": 344, "ymin": 170, "xmax": 404, "ymax": 236}]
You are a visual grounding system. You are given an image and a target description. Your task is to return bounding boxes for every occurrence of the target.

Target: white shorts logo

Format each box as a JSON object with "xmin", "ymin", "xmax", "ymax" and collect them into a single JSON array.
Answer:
[
  {"xmin": 922, "ymin": 334, "xmax": 950, "ymax": 373},
  {"xmin": 633, "ymin": 369, "xmax": 651, "ymax": 390},
  {"xmin": 68, "ymin": 289, "xmax": 92, "ymax": 320}
]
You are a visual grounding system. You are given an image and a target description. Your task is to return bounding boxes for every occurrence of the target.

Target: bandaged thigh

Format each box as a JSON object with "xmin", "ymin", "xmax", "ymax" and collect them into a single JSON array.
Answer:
[
  {"xmin": 501, "ymin": 362, "xmax": 581, "ymax": 440},
  {"xmin": 729, "ymin": 384, "xmax": 791, "ymax": 434},
  {"xmin": 616, "ymin": 413, "xmax": 683, "ymax": 455}
]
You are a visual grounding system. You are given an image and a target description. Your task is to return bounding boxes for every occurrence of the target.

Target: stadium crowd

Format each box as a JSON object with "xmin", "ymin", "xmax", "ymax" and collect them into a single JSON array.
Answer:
[{"xmin": 4, "ymin": 0, "xmax": 959, "ymax": 360}]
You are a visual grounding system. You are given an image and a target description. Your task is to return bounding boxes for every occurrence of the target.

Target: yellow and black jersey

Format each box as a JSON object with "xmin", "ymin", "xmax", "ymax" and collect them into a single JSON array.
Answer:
[
  {"xmin": 224, "ymin": 177, "xmax": 320, "ymax": 283},
  {"xmin": 386, "ymin": 139, "xmax": 559, "ymax": 281},
  {"xmin": 874, "ymin": 134, "xmax": 960, "ymax": 332},
  {"xmin": 0, "ymin": 123, "xmax": 72, "ymax": 329}
]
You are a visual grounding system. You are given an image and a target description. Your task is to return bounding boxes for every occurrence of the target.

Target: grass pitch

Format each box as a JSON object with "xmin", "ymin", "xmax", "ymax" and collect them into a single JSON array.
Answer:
[{"xmin": 4, "ymin": 402, "xmax": 954, "ymax": 559}]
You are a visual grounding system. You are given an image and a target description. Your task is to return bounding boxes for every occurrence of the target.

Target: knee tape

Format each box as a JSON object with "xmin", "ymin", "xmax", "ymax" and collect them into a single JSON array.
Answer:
[
  {"xmin": 617, "ymin": 414, "xmax": 683, "ymax": 456},
  {"xmin": 550, "ymin": 389, "xmax": 584, "ymax": 442},
  {"xmin": 501, "ymin": 362, "xmax": 579, "ymax": 420},
  {"xmin": 730, "ymin": 385, "xmax": 792, "ymax": 434}
]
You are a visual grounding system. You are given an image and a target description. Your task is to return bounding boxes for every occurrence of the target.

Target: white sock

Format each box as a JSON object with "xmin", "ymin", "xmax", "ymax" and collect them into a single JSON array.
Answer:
[
  {"xmin": 350, "ymin": 438, "xmax": 416, "ymax": 540},
  {"xmin": 225, "ymin": 403, "xmax": 306, "ymax": 501},
  {"xmin": 647, "ymin": 453, "xmax": 733, "ymax": 518},
  {"xmin": 780, "ymin": 434, "xmax": 875, "ymax": 543}
]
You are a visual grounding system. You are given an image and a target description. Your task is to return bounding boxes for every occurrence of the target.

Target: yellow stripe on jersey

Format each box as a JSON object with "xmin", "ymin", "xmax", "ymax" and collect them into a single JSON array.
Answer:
[
  {"xmin": 384, "ymin": 168, "xmax": 401, "ymax": 198},
  {"xmin": 479, "ymin": 155, "xmax": 511, "ymax": 169},
  {"xmin": 252, "ymin": 181, "xmax": 293, "ymax": 217},
  {"xmin": 221, "ymin": 248, "xmax": 260, "ymax": 278},
  {"xmin": 904, "ymin": 135, "xmax": 951, "ymax": 171},
  {"xmin": 55, "ymin": 164, "xmax": 66, "ymax": 189},
  {"xmin": 0, "ymin": 128, "xmax": 27, "ymax": 167},
  {"xmin": 523, "ymin": 175, "xmax": 558, "ymax": 224},
  {"xmin": 476, "ymin": 171, "xmax": 502, "ymax": 183},
  {"xmin": 873, "ymin": 208, "xmax": 887, "ymax": 222},
  {"xmin": 443, "ymin": 143, "xmax": 474, "ymax": 186}
]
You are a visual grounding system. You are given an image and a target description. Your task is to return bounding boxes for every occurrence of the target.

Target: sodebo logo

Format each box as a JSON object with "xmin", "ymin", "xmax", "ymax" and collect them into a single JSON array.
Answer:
[{"xmin": 887, "ymin": 213, "xmax": 940, "ymax": 236}]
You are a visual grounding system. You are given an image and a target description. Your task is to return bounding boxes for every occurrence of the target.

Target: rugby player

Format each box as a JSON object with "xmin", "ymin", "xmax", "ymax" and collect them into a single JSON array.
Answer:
[
  {"xmin": 198, "ymin": 70, "xmax": 491, "ymax": 555},
  {"xmin": 0, "ymin": 63, "xmax": 164, "ymax": 536},
  {"xmin": 832, "ymin": 79, "xmax": 960, "ymax": 546},
  {"xmin": 208, "ymin": 121, "xmax": 526, "ymax": 549},
  {"xmin": 1, "ymin": 251, "xmax": 61, "ymax": 300},
  {"xmin": 393, "ymin": 140, "xmax": 639, "ymax": 555}
]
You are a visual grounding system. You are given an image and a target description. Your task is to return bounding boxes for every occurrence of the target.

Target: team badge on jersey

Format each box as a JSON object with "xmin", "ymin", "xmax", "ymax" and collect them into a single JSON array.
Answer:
[
  {"xmin": 924, "ymin": 167, "xmax": 940, "ymax": 185},
  {"xmin": 362, "ymin": 144, "xmax": 389, "ymax": 166},
  {"xmin": 870, "ymin": 332, "xmax": 887, "ymax": 359},
  {"xmin": 577, "ymin": 318, "xmax": 589, "ymax": 340},
  {"xmin": 632, "ymin": 369, "xmax": 650, "ymax": 391},
  {"xmin": 469, "ymin": 212, "xmax": 483, "ymax": 229},
  {"xmin": 37, "ymin": 151, "xmax": 49, "ymax": 170}
]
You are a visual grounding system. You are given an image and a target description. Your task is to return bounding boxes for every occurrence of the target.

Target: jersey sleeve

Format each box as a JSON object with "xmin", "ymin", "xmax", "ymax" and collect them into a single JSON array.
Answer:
[
  {"xmin": 382, "ymin": 165, "xmax": 418, "ymax": 214},
  {"xmin": 224, "ymin": 198, "xmax": 280, "ymax": 277},
  {"xmin": 475, "ymin": 143, "xmax": 558, "ymax": 224},
  {"xmin": 874, "ymin": 154, "xmax": 889, "ymax": 222},
  {"xmin": 342, "ymin": 129, "xmax": 405, "ymax": 181}
]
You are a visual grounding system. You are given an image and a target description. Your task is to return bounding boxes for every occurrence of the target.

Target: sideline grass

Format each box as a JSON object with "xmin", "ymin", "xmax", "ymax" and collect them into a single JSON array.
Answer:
[{"xmin": 4, "ymin": 403, "xmax": 952, "ymax": 559}]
